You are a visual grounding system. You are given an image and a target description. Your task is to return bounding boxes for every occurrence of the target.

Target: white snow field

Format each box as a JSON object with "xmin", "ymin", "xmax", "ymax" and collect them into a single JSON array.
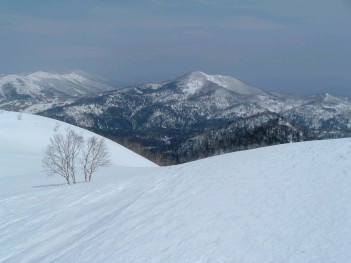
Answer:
[{"xmin": 1, "ymin": 111, "xmax": 351, "ymax": 262}]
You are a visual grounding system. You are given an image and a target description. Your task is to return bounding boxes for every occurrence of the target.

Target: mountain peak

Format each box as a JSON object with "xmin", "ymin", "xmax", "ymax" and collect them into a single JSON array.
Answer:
[
  {"xmin": 182, "ymin": 71, "xmax": 208, "ymax": 78},
  {"xmin": 27, "ymin": 71, "xmax": 88, "ymax": 81},
  {"xmin": 0, "ymin": 71, "xmax": 113, "ymax": 110},
  {"xmin": 176, "ymin": 71, "xmax": 268, "ymax": 96}
]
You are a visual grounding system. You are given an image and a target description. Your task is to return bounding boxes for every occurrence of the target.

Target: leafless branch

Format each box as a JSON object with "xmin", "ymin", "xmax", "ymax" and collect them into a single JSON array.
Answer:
[
  {"xmin": 81, "ymin": 136, "xmax": 111, "ymax": 182},
  {"xmin": 42, "ymin": 129, "xmax": 83, "ymax": 184}
]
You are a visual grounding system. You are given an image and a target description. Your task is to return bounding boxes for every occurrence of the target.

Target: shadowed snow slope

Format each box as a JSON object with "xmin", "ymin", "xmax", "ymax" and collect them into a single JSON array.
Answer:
[
  {"xmin": 1, "ymin": 111, "xmax": 351, "ymax": 262},
  {"xmin": 0, "ymin": 111, "xmax": 156, "ymax": 178}
]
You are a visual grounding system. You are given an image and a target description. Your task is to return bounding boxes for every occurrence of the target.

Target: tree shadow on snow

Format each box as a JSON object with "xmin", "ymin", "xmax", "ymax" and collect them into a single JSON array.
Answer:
[{"xmin": 33, "ymin": 181, "xmax": 86, "ymax": 188}]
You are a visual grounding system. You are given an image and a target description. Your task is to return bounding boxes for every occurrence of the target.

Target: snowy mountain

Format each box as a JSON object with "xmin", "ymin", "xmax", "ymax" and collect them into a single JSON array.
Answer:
[
  {"xmin": 283, "ymin": 93, "xmax": 351, "ymax": 134},
  {"xmin": 40, "ymin": 71, "xmax": 351, "ymax": 130},
  {"xmin": 37, "ymin": 71, "xmax": 351, "ymax": 164},
  {"xmin": 1, "ymin": 110, "xmax": 351, "ymax": 262},
  {"xmin": 0, "ymin": 71, "xmax": 114, "ymax": 112},
  {"xmin": 169, "ymin": 71, "xmax": 269, "ymax": 96},
  {"xmin": 1, "ymin": 70, "xmax": 351, "ymax": 164}
]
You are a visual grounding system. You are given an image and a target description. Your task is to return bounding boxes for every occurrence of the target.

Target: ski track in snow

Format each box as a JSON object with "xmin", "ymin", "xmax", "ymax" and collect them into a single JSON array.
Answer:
[{"xmin": 1, "ymin": 111, "xmax": 351, "ymax": 262}]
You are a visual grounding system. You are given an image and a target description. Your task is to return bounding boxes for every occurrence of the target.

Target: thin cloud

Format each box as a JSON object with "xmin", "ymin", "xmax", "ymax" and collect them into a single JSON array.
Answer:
[
  {"xmin": 221, "ymin": 16, "xmax": 285, "ymax": 31},
  {"xmin": 41, "ymin": 46, "xmax": 109, "ymax": 60},
  {"xmin": 0, "ymin": 12, "xmax": 122, "ymax": 40},
  {"xmin": 0, "ymin": 12, "xmax": 81, "ymax": 36},
  {"xmin": 88, "ymin": 5, "xmax": 286, "ymax": 32}
]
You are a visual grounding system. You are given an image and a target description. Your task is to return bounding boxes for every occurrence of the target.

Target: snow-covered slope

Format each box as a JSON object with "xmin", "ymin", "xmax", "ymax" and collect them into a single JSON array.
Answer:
[
  {"xmin": 0, "ymin": 111, "xmax": 156, "ymax": 178},
  {"xmin": 176, "ymin": 71, "xmax": 268, "ymax": 96},
  {"xmin": 0, "ymin": 71, "xmax": 114, "ymax": 112},
  {"xmin": 0, "ymin": 71, "xmax": 113, "ymax": 98},
  {"xmin": 1, "ymin": 110, "xmax": 351, "ymax": 262}
]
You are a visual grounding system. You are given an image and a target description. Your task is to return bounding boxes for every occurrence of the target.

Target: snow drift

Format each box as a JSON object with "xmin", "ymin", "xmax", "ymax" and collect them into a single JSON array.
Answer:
[{"xmin": 1, "ymin": 111, "xmax": 351, "ymax": 262}]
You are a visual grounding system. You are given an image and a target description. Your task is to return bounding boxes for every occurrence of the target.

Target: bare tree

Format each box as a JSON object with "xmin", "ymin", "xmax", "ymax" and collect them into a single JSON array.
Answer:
[
  {"xmin": 81, "ymin": 136, "xmax": 111, "ymax": 182},
  {"xmin": 42, "ymin": 129, "xmax": 84, "ymax": 184}
]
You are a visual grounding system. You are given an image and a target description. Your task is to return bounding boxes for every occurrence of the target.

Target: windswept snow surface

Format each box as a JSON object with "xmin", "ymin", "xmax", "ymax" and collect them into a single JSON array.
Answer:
[{"xmin": 1, "ymin": 111, "xmax": 351, "ymax": 262}]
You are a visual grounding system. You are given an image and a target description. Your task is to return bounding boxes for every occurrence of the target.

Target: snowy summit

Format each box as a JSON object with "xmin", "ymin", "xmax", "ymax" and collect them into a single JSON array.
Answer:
[
  {"xmin": 176, "ymin": 71, "xmax": 268, "ymax": 96},
  {"xmin": 0, "ymin": 71, "xmax": 114, "ymax": 113},
  {"xmin": 0, "ymin": 71, "xmax": 113, "ymax": 98}
]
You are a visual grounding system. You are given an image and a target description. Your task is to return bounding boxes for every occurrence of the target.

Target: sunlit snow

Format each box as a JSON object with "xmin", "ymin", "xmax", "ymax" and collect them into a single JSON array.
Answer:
[{"xmin": 1, "ymin": 111, "xmax": 351, "ymax": 262}]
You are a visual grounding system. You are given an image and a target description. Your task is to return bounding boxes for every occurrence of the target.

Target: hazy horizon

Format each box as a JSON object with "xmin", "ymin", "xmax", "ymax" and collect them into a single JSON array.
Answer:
[{"xmin": 1, "ymin": 0, "xmax": 350, "ymax": 96}]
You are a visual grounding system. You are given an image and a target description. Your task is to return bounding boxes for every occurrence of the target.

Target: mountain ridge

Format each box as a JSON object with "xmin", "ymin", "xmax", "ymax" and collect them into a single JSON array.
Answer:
[
  {"xmin": 1, "ymin": 70, "xmax": 351, "ymax": 164},
  {"xmin": 0, "ymin": 71, "xmax": 114, "ymax": 113},
  {"xmin": 32, "ymin": 71, "xmax": 351, "ymax": 164}
]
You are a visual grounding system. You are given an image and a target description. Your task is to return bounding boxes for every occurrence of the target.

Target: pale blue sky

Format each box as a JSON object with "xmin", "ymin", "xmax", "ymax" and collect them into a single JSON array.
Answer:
[{"xmin": 0, "ymin": 0, "xmax": 350, "ymax": 95}]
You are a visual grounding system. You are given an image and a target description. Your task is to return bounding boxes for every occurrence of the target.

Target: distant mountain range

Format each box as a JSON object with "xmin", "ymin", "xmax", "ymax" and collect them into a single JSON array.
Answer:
[
  {"xmin": 0, "ymin": 71, "xmax": 113, "ymax": 112},
  {"xmin": 1, "ymin": 70, "xmax": 351, "ymax": 164}
]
